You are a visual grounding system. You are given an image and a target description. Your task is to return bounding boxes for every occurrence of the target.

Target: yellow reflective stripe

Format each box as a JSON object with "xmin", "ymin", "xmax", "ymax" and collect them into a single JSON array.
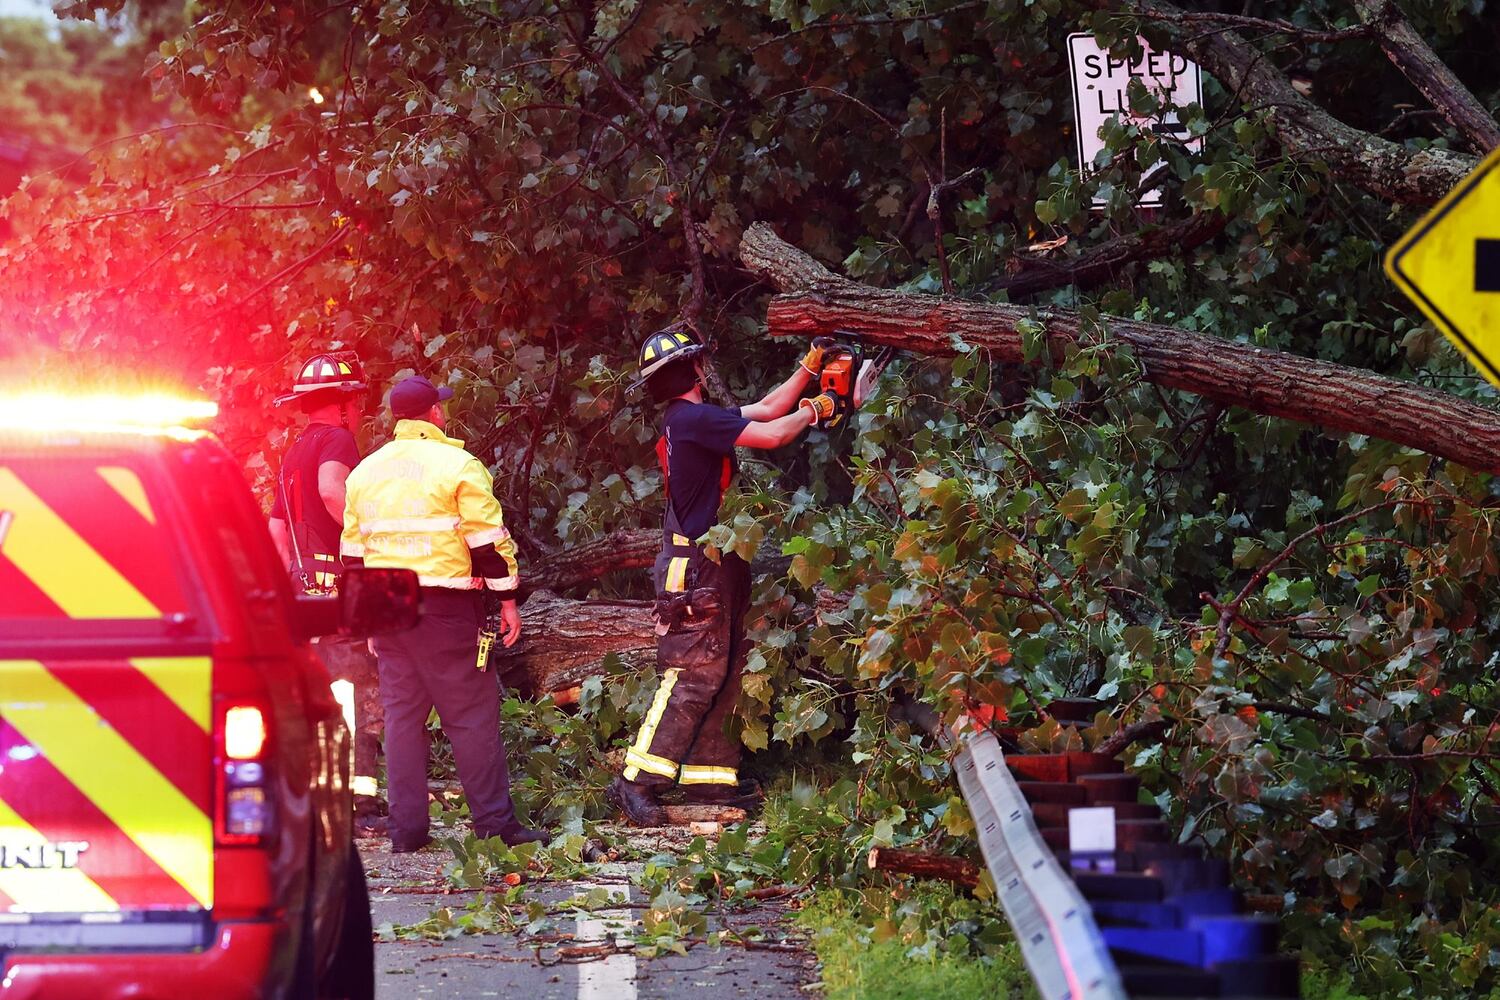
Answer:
[
  {"xmin": 665, "ymin": 556, "xmax": 688, "ymax": 593},
  {"xmin": 624, "ymin": 749, "xmax": 679, "ymax": 779},
  {"xmin": 0, "ymin": 794, "xmax": 118, "ymax": 913},
  {"xmin": 360, "ymin": 516, "xmax": 460, "ymax": 535},
  {"xmin": 416, "ymin": 575, "xmax": 484, "ymax": 590},
  {"xmin": 97, "ymin": 466, "xmax": 156, "ymax": 525},
  {"xmin": 3, "ymin": 661, "xmax": 213, "ymax": 908},
  {"xmin": 671, "ymin": 534, "xmax": 690, "ymax": 546},
  {"xmin": 643, "ymin": 343, "xmax": 658, "ymax": 361},
  {"xmin": 0, "ymin": 469, "xmax": 159, "ymax": 619},
  {"xmin": 626, "ymin": 668, "xmax": 681, "ymax": 777},
  {"xmin": 623, "ymin": 764, "xmax": 641, "ymax": 781},
  {"xmin": 130, "ymin": 657, "xmax": 211, "ymax": 733},
  {"xmin": 351, "ymin": 775, "xmax": 380, "ymax": 798},
  {"xmin": 464, "ymin": 525, "xmax": 511, "ymax": 546},
  {"xmin": 679, "ymin": 766, "xmax": 738, "ymax": 786}
]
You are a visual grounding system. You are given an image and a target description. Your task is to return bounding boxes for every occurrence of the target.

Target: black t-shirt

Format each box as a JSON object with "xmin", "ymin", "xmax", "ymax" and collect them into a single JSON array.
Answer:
[
  {"xmin": 661, "ymin": 400, "xmax": 749, "ymax": 539},
  {"xmin": 270, "ymin": 422, "xmax": 360, "ymax": 556}
]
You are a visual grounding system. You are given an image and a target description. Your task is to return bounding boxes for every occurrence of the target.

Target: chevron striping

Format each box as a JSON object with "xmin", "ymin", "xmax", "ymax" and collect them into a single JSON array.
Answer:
[
  {"xmin": 129, "ymin": 657, "xmax": 212, "ymax": 734},
  {"xmin": 1, "ymin": 661, "xmax": 213, "ymax": 908},
  {"xmin": 0, "ymin": 794, "xmax": 117, "ymax": 913},
  {"xmin": 0, "ymin": 469, "xmax": 158, "ymax": 619}
]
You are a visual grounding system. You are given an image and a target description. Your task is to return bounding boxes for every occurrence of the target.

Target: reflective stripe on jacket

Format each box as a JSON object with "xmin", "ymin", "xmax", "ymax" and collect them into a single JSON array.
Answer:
[{"xmin": 339, "ymin": 419, "xmax": 521, "ymax": 595}]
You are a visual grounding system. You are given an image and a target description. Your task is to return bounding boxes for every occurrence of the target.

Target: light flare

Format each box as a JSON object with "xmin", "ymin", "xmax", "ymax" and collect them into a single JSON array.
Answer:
[{"xmin": 0, "ymin": 392, "xmax": 218, "ymax": 434}]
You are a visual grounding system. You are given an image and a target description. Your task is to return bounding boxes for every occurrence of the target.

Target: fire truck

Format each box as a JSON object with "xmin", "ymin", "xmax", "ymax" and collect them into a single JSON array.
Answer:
[{"xmin": 0, "ymin": 394, "xmax": 418, "ymax": 999}]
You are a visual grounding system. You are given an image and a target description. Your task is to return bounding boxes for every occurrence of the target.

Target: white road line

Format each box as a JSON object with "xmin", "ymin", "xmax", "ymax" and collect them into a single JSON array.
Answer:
[{"xmin": 575, "ymin": 882, "xmax": 636, "ymax": 1000}]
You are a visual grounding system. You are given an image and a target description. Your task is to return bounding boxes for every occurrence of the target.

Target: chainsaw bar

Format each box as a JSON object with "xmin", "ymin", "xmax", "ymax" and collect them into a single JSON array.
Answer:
[{"xmin": 852, "ymin": 346, "xmax": 896, "ymax": 408}]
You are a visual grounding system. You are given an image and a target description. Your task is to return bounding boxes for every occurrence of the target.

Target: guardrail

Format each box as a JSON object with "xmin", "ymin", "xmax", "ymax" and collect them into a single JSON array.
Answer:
[{"xmin": 951, "ymin": 716, "xmax": 1301, "ymax": 999}]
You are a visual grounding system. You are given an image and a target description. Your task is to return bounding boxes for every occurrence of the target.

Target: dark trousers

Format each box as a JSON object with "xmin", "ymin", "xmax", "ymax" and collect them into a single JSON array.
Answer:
[
  {"xmin": 312, "ymin": 638, "xmax": 384, "ymax": 813},
  {"xmin": 372, "ymin": 588, "xmax": 518, "ymax": 843},
  {"xmin": 624, "ymin": 553, "xmax": 752, "ymax": 787}
]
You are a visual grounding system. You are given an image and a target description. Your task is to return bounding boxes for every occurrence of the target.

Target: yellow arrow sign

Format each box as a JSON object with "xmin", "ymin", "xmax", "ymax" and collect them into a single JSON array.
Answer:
[{"xmin": 1385, "ymin": 146, "xmax": 1500, "ymax": 385}]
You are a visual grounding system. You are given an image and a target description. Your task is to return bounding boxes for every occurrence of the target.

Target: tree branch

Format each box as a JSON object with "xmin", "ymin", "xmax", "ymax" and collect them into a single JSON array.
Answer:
[
  {"xmin": 1128, "ymin": 0, "xmax": 1480, "ymax": 205},
  {"xmin": 1207, "ymin": 498, "xmax": 1424, "ymax": 659},
  {"xmin": 738, "ymin": 222, "xmax": 1500, "ymax": 475},
  {"xmin": 1095, "ymin": 718, "xmax": 1169, "ymax": 756},
  {"xmin": 993, "ymin": 211, "xmax": 1227, "ymax": 300},
  {"xmin": 522, "ymin": 528, "xmax": 659, "ymax": 596},
  {"xmin": 1352, "ymin": 0, "xmax": 1500, "ymax": 154}
]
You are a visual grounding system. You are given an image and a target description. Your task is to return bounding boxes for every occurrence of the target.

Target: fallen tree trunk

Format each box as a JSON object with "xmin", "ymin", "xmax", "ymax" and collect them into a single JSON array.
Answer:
[
  {"xmin": 522, "ymin": 528, "xmax": 657, "ymax": 596},
  {"xmin": 739, "ymin": 222, "xmax": 1500, "ymax": 476},
  {"xmin": 499, "ymin": 590, "xmax": 656, "ymax": 694},
  {"xmin": 867, "ymin": 847, "xmax": 980, "ymax": 889}
]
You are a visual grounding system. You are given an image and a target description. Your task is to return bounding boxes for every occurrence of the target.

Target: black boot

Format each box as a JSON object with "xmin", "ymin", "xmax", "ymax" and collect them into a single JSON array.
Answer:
[
  {"xmin": 607, "ymin": 776, "xmax": 666, "ymax": 826},
  {"xmin": 389, "ymin": 833, "xmax": 433, "ymax": 854},
  {"xmin": 680, "ymin": 778, "xmax": 762, "ymax": 810},
  {"xmin": 477, "ymin": 823, "xmax": 552, "ymax": 847}
]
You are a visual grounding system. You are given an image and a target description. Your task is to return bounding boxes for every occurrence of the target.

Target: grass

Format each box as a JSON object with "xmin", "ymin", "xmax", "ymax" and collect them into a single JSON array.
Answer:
[{"xmin": 795, "ymin": 888, "xmax": 1037, "ymax": 1000}]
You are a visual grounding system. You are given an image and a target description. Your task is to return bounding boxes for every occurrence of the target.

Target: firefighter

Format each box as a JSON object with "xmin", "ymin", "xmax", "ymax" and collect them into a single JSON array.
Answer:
[
  {"xmin": 607, "ymin": 327, "xmax": 839, "ymax": 825},
  {"xmin": 268, "ymin": 352, "xmax": 385, "ymax": 829},
  {"xmin": 339, "ymin": 375, "xmax": 548, "ymax": 852}
]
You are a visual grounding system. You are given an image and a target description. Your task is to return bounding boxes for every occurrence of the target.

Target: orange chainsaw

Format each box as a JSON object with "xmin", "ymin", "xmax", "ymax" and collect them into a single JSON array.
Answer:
[{"xmin": 817, "ymin": 336, "xmax": 898, "ymax": 429}]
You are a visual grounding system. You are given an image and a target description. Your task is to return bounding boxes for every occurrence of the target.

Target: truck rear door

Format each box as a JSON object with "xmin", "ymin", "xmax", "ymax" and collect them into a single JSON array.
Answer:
[{"xmin": 0, "ymin": 445, "xmax": 217, "ymax": 940}]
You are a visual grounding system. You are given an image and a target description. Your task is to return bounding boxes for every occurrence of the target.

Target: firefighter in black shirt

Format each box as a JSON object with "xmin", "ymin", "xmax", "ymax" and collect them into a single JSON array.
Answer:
[
  {"xmin": 268, "ymin": 352, "xmax": 385, "ymax": 827},
  {"xmin": 607, "ymin": 327, "xmax": 840, "ymax": 825}
]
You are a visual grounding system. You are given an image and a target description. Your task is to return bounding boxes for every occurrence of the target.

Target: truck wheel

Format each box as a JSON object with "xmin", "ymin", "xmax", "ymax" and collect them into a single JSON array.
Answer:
[{"xmin": 319, "ymin": 842, "xmax": 375, "ymax": 1000}]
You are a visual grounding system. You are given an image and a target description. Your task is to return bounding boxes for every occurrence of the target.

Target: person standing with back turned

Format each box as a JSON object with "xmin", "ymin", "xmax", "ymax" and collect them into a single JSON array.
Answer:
[
  {"xmin": 607, "ymin": 326, "xmax": 841, "ymax": 825},
  {"xmin": 340, "ymin": 375, "xmax": 548, "ymax": 851},
  {"xmin": 267, "ymin": 352, "xmax": 386, "ymax": 829}
]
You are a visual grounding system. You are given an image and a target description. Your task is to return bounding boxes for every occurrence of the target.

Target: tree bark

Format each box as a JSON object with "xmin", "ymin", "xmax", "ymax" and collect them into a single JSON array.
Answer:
[
  {"xmin": 499, "ymin": 590, "xmax": 656, "ymax": 694},
  {"xmin": 866, "ymin": 847, "xmax": 981, "ymax": 889},
  {"xmin": 1352, "ymin": 0, "xmax": 1500, "ymax": 155},
  {"xmin": 1135, "ymin": 0, "xmax": 1480, "ymax": 205},
  {"xmin": 522, "ymin": 528, "xmax": 658, "ymax": 596},
  {"xmin": 739, "ymin": 222, "xmax": 1500, "ymax": 476}
]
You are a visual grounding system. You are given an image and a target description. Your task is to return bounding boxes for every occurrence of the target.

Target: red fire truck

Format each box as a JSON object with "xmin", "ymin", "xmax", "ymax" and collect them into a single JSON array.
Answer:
[{"xmin": 0, "ymin": 394, "xmax": 417, "ymax": 999}]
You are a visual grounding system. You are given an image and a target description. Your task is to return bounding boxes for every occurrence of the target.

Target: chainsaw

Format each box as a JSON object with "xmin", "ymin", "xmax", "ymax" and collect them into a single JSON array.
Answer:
[{"xmin": 816, "ymin": 335, "xmax": 899, "ymax": 428}]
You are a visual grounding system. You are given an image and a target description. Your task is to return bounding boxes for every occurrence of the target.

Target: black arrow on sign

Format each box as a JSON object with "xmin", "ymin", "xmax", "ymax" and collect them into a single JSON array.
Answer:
[{"xmin": 1479, "ymin": 239, "xmax": 1500, "ymax": 292}]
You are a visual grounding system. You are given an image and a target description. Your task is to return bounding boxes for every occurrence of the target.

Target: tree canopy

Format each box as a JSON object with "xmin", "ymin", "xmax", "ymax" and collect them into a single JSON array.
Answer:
[{"xmin": 5, "ymin": 1, "xmax": 1500, "ymax": 994}]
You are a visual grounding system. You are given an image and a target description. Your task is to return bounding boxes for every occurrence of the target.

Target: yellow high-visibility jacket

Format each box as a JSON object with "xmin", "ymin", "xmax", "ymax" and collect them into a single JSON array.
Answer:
[{"xmin": 339, "ymin": 420, "xmax": 520, "ymax": 595}]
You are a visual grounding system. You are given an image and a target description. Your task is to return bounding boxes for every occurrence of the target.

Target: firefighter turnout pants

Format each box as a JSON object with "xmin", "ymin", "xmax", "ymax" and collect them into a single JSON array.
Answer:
[
  {"xmin": 623, "ymin": 547, "xmax": 752, "ymax": 789},
  {"xmin": 312, "ymin": 637, "xmax": 385, "ymax": 815},
  {"xmin": 372, "ymin": 589, "xmax": 522, "ymax": 844}
]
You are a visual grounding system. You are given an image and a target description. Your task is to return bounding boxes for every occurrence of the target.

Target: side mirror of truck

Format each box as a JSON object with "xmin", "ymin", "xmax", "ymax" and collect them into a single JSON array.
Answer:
[{"xmin": 338, "ymin": 566, "xmax": 421, "ymax": 637}]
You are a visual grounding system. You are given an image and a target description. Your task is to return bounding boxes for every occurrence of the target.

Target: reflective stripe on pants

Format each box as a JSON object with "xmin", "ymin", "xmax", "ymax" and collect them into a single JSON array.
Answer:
[{"xmin": 621, "ymin": 552, "xmax": 751, "ymax": 788}]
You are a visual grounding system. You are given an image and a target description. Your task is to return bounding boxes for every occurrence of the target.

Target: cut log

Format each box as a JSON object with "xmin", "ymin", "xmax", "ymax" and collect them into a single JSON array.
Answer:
[
  {"xmin": 739, "ymin": 223, "xmax": 1500, "ymax": 476},
  {"xmin": 498, "ymin": 590, "xmax": 656, "ymax": 695},
  {"xmin": 662, "ymin": 804, "xmax": 747, "ymax": 825},
  {"xmin": 866, "ymin": 847, "xmax": 980, "ymax": 889}
]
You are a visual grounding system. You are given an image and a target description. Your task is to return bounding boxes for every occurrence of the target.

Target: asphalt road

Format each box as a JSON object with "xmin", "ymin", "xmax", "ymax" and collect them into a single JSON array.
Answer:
[{"xmin": 361, "ymin": 833, "xmax": 816, "ymax": 1000}]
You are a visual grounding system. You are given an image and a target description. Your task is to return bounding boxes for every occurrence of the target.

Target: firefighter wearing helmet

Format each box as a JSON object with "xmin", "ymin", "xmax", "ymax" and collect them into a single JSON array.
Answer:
[
  {"xmin": 267, "ymin": 351, "xmax": 386, "ymax": 829},
  {"xmin": 607, "ymin": 326, "xmax": 841, "ymax": 825}
]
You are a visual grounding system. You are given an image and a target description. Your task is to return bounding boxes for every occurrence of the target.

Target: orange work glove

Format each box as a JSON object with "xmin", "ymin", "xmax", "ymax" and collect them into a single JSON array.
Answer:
[
  {"xmin": 800, "ymin": 337, "xmax": 839, "ymax": 375},
  {"xmin": 798, "ymin": 393, "xmax": 841, "ymax": 428}
]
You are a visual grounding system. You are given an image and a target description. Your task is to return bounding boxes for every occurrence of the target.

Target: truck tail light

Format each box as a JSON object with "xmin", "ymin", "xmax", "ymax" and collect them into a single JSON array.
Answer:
[
  {"xmin": 224, "ymin": 706, "xmax": 267, "ymax": 759},
  {"xmin": 215, "ymin": 702, "xmax": 273, "ymax": 846}
]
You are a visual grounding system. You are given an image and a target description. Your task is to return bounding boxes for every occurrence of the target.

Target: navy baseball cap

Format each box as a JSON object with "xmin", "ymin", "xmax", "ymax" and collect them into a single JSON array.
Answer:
[{"xmin": 389, "ymin": 375, "xmax": 454, "ymax": 418}]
